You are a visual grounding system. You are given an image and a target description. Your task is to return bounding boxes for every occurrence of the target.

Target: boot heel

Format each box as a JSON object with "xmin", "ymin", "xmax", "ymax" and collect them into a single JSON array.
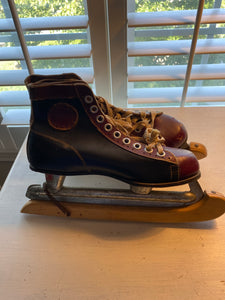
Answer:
[{"xmin": 27, "ymin": 131, "xmax": 85, "ymax": 174}]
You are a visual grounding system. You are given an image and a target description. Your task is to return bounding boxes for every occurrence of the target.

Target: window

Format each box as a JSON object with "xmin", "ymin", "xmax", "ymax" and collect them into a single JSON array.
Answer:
[
  {"xmin": 0, "ymin": 0, "xmax": 225, "ymax": 128},
  {"xmin": 126, "ymin": 0, "xmax": 225, "ymax": 107}
]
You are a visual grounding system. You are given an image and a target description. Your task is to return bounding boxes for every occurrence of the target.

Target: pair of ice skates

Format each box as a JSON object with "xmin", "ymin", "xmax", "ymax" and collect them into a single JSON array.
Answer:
[{"xmin": 22, "ymin": 73, "xmax": 225, "ymax": 223}]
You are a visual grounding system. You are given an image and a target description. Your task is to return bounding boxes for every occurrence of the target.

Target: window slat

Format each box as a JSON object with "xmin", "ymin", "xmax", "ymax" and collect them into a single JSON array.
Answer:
[
  {"xmin": 134, "ymin": 27, "xmax": 225, "ymax": 38},
  {"xmin": 128, "ymin": 86, "xmax": 225, "ymax": 104},
  {"xmin": 128, "ymin": 87, "xmax": 183, "ymax": 103},
  {"xmin": 0, "ymin": 15, "xmax": 88, "ymax": 32},
  {"xmin": 1, "ymin": 109, "xmax": 30, "ymax": 125},
  {"xmin": 128, "ymin": 38, "xmax": 225, "ymax": 56},
  {"xmin": 0, "ymin": 68, "xmax": 94, "ymax": 86},
  {"xmin": 128, "ymin": 8, "xmax": 225, "ymax": 27},
  {"xmin": 0, "ymin": 44, "xmax": 91, "ymax": 60},
  {"xmin": 0, "ymin": 91, "xmax": 29, "ymax": 106},
  {"xmin": 0, "ymin": 32, "xmax": 88, "ymax": 44},
  {"xmin": 128, "ymin": 64, "xmax": 225, "ymax": 82}
]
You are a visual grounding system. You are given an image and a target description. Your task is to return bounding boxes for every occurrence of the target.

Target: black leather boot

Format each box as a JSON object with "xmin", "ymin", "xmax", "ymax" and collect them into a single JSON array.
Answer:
[
  {"xmin": 25, "ymin": 75, "xmax": 200, "ymax": 187},
  {"xmin": 25, "ymin": 73, "xmax": 187, "ymax": 148}
]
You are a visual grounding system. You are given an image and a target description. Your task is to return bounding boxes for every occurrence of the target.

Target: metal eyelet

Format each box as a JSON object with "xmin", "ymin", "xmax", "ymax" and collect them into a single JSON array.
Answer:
[
  {"xmin": 104, "ymin": 123, "xmax": 112, "ymax": 132},
  {"xmin": 135, "ymin": 127, "xmax": 142, "ymax": 133},
  {"xmin": 122, "ymin": 137, "xmax": 131, "ymax": 145},
  {"xmin": 90, "ymin": 105, "xmax": 98, "ymax": 114},
  {"xmin": 96, "ymin": 115, "xmax": 104, "ymax": 123},
  {"xmin": 84, "ymin": 95, "xmax": 93, "ymax": 104},
  {"xmin": 113, "ymin": 131, "xmax": 121, "ymax": 139},
  {"xmin": 144, "ymin": 147, "xmax": 153, "ymax": 154},
  {"xmin": 157, "ymin": 151, "xmax": 166, "ymax": 157},
  {"xmin": 133, "ymin": 143, "xmax": 142, "ymax": 150}
]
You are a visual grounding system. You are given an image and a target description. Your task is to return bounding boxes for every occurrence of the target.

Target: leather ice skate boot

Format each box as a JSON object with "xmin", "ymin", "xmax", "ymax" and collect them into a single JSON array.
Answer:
[
  {"xmin": 26, "ymin": 73, "xmax": 206, "ymax": 159},
  {"xmin": 25, "ymin": 75, "xmax": 200, "ymax": 187}
]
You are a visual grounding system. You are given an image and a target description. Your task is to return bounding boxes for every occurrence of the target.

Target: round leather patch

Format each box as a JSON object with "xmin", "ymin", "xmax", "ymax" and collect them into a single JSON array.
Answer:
[{"xmin": 48, "ymin": 103, "xmax": 78, "ymax": 131}]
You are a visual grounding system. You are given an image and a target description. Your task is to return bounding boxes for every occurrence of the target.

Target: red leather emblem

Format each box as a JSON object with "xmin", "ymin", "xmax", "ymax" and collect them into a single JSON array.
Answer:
[{"xmin": 48, "ymin": 103, "xmax": 78, "ymax": 131}]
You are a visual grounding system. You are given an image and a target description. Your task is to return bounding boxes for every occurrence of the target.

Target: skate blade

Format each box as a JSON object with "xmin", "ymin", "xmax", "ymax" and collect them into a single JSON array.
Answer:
[{"xmin": 21, "ymin": 191, "xmax": 225, "ymax": 223}]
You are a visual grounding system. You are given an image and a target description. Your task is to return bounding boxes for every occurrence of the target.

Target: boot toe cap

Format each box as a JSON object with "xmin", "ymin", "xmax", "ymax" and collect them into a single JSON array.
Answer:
[
  {"xmin": 167, "ymin": 147, "xmax": 200, "ymax": 181},
  {"xmin": 154, "ymin": 114, "xmax": 187, "ymax": 148}
]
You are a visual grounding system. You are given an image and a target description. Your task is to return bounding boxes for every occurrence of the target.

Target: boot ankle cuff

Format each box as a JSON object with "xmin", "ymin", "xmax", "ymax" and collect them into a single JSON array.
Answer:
[
  {"xmin": 27, "ymin": 83, "xmax": 76, "ymax": 101},
  {"xmin": 24, "ymin": 73, "xmax": 82, "ymax": 85}
]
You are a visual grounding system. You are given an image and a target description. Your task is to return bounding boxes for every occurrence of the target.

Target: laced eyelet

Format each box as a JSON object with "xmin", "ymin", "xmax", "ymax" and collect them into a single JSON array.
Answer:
[
  {"xmin": 135, "ymin": 127, "xmax": 142, "ymax": 133},
  {"xmin": 84, "ymin": 95, "xmax": 93, "ymax": 104},
  {"xmin": 133, "ymin": 143, "xmax": 142, "ymax": 150},
  {"xmin": 157, "ymin": 151, "xmax": 166, "ymax": 157},
  {"xmin": 104, "ymin": 123, "xmax": 112, "ymax": 132},
  {"xmin": 90, "ymin": 105, "xmax": 98, "ymax": 114},
  {"xmin": 96, "ymin": 115, "xmax": 104, "ymax": 123},
  {"xmin": 113, "ymin": 131, "xmax": 121, "ymax": 139},
  {"xmin": 122, "ymin": 137, "xmax": 131, "ymax": 145},
  {"xmin": 144, "ymin": 147, "xmax": 153, "ymax": 153}
]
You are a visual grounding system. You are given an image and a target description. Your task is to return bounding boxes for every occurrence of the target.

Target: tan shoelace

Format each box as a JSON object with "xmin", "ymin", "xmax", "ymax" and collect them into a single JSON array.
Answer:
[{"xmin": 97, "ymin": 96, "xmax": 165, "ymax": 155}]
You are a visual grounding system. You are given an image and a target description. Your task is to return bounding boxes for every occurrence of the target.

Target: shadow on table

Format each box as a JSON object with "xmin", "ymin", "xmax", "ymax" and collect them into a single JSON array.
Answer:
[{"xmin": 22, "ymin": 213, "xmax": 216, "ymax": 241}]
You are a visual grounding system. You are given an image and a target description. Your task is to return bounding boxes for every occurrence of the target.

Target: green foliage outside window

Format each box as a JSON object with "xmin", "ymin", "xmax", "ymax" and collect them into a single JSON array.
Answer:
[
  {"xmin": 1, "ymin": 0, "xmax": 225, "ymax": 92},
  {"xmin": 132, "ymin": 0, "xmax": 225, "ymax": 89}
]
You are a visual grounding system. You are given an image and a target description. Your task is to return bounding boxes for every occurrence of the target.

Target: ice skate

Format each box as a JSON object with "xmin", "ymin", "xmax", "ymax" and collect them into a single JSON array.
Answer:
[
  {"xmin": 25, "ymin": 73, "xmax": 207, "ymax": 160},
  {"xmin": 21, "ymin": 75, "xmax": 225, "ymax": 222}
]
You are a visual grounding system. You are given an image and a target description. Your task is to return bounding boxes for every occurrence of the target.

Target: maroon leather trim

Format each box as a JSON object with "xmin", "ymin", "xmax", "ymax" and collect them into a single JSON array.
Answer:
[
  {"xmin": 154, "ymin": 113, "xmax": 188, "ymax": 148},
  {"xmin": 24, "ymin": 73, "xmax": 82, "ymax": 86},
  {"xmin": 27, "ymin": 83, "xmax": 76, "ymax": 101}
]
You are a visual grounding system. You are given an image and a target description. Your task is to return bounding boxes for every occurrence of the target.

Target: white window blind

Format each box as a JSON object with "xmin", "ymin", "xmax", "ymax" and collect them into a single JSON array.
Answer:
[
  {"xmin": 126, "ymin": 0, "xmax": 225, "ymax": 107},
  {"xmin": 0, "ymin": 0, "xmax": 225, "ymax": 128}
]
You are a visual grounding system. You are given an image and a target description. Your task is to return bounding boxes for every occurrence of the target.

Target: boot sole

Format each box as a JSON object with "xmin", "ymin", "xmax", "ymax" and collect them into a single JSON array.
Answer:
[{"xmin": 29, "ymin": 166, "xmax": 201, "ymax": 188}]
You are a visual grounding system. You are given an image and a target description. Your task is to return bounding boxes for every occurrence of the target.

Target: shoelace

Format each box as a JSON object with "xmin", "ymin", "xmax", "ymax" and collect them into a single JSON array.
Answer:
[{"xmin": 97, "ymin": 96, "xmax": 165, "ymax": 155}]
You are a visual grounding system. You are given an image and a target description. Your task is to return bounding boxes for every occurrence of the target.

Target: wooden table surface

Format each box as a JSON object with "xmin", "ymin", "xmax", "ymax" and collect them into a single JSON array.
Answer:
[{"xmin": 0, "ymin": 107, "xmax": 225, "ymax": 300}]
